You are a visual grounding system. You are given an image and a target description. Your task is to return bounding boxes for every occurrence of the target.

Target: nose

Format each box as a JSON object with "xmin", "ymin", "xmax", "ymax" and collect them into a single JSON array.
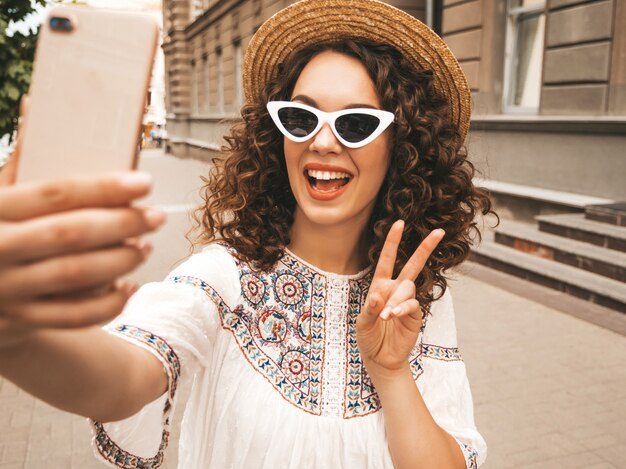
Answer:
[{"xmin": 308, "ymin": 123, "xmax": 342, "ymax": 155}]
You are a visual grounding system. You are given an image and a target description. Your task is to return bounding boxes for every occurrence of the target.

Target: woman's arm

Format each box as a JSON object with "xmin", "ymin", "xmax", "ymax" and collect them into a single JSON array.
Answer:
[
  {"xmin": 366, "ymin": 362, "xmax": 466, "ymax": 469},
  {"xmin": 0, "ymin": 326, "xmax": 168, "ymax": 423},
  {"xmin": 357, "ymin": 222, "xmax": 479, "ymax": 468},
  {"xmin": 0, "ymin": 173, "xmax": 167, "ymax": 421},
  {"xmin": 0, "ymin": 97, "xmax": 169, "ymax": 422}
]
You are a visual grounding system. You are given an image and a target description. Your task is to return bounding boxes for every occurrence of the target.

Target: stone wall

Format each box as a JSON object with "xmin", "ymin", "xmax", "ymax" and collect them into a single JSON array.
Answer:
[
  {"xmin": 442, "ymin": 0, "xmax": 626, "ymax": 204},
  {"xmin": 162, "ymin": 0, "xmax": 626, "ymax": 203},
  {"xmin": 541, "ymin": 0, "xmax": 618, "ymax": 115}
]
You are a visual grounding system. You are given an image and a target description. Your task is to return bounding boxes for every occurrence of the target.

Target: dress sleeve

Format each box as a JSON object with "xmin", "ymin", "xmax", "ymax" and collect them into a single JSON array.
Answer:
[
  {"xmin": 415, "ymin": 287, "xmax": 487, "ymax": 468},
  {"xmin": 88, "ymin": 244, "xmax": 239, "ymax": 468}
]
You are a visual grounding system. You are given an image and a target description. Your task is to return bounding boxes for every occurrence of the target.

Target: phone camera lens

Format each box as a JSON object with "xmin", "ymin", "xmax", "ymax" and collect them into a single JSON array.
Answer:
[{"xmin": 50, "ymin": 16, "xmax": 73, "ymax": 32}]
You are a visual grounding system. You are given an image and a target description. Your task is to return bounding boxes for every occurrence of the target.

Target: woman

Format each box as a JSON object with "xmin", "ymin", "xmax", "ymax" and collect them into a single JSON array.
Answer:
[{"xmin": 0, "ymin": 1, "xmax": 497, "ymax": 468}]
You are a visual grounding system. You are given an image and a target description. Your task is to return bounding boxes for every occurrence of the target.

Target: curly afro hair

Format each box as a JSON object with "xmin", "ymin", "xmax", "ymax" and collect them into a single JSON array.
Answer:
[{"xmin": 190, "ymin": 38, "xmax": 499, "ymax": 310}]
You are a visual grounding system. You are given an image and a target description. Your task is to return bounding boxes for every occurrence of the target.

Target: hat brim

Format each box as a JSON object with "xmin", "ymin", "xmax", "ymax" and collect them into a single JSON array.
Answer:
[{"xmin": 243, "ymin": 0, "xmax": 471, "ymax": 144}]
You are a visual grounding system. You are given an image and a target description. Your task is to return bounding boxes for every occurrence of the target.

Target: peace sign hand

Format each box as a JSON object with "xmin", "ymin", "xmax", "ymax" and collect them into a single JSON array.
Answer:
[{"xmin": 356, "ymin": 220, "xmax": 445, "ymax": 375}]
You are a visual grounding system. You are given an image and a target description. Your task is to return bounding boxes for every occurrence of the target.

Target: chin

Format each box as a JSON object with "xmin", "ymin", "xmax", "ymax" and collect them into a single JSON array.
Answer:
[
  {"xmin": 294, "ymin": 192, "xmax": 376, "ymax": 228},
  {"xmin": 289, "ymin": 174, "xmax": 379, "ymax": 228},
  {"xmin": 298, "ymin": 204, "xmax": 355, "ymax": 226}
]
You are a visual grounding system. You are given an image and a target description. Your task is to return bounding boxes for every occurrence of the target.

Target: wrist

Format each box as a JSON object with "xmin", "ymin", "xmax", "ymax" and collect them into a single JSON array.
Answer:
[{"xmin": 363, "ymin": 358, "xmax": 412, "ymax": 384}]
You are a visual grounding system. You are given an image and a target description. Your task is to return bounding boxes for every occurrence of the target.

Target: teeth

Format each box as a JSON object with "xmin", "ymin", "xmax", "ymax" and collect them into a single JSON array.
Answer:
[{"xmin": 306, "ymin": 169, "xmax": 351, "ymax": 180}]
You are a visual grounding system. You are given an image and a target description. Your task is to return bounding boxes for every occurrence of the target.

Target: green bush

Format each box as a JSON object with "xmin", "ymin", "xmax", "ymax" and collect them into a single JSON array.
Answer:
[{"xmin": 0, "ymin": 0, "xmax": 48, "ymax": 143}]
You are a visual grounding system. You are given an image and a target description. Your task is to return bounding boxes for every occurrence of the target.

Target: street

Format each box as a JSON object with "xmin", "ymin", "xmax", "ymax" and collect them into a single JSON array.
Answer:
[{"xmin": 1, "ymin": 149, "xmax": 625, "ymax": 468}]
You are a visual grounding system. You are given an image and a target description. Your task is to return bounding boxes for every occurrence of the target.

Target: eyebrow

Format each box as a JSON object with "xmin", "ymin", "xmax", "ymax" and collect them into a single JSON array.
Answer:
[{"xmin": 291, "ymin": 94, "xmax": 379, "ymax": 110}]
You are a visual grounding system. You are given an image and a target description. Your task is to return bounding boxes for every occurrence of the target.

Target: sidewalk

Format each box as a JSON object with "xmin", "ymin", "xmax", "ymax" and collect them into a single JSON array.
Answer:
[
  {"xmin": 1, "ymin": 150, "xmax": 625, "ymax": 468},
  {"xmin": 452, "ymin": 262, "xmax": 626, "ymax": 468}
]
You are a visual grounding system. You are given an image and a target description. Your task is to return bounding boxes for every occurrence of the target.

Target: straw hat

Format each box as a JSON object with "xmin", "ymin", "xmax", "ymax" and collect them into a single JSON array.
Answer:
[{"xmin": 243, "ymin": 0, "xmax": 471, "ymax": 143}]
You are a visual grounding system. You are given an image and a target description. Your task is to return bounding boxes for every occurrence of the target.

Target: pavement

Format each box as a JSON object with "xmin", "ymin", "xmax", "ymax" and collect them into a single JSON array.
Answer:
[{"xmin": 1, "ymin": 149, "xmax": 625, "ymax": 468}]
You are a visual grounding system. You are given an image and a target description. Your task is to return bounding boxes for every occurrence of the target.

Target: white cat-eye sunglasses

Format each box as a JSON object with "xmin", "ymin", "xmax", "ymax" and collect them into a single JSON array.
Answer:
[{"xmin": 267, "ymin": 101, "xmax": 395, "ymax": 149}]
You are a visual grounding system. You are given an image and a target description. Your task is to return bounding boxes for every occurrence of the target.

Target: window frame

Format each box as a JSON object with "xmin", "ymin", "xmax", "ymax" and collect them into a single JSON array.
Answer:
[
  {"xmin": 216, "ymin": 48, "xmax": 224, "ymax": 115},
  {"xmin": 502, "ymin": 0, "xmax": 546, "ymax": 115},
  {"xmin": 202, "ymin": 54, "xmax": 209, "ymax": 113},
  {"xmin": 191, "ymin": 59, "xmax": 198, "ymax": 115},
  {"xmin": 234, "ymin": 40, "xmax": 243, "ymax": 110}
]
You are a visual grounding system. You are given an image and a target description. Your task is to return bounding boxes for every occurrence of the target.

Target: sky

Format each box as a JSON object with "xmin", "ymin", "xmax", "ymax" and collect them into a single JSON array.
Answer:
[{"xmin": 8, "ymin": 0, "xmax": 161, "ymax": 36}]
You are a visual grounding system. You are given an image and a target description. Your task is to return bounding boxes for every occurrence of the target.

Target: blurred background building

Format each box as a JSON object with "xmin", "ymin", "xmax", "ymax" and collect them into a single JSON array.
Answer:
[
  {"xmin": 88, "ymin": 0, "xmax": 167, "ymax": 147},
  {"xmin": 161, "ymin": 0, "xmax": 626, "ymax": 313}
]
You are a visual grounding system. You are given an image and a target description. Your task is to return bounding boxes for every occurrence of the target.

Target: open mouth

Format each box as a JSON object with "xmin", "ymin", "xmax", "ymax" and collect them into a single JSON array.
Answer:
[{"xmin": 305, "ymin": 169, "xmax": 352, "ymax": 193}]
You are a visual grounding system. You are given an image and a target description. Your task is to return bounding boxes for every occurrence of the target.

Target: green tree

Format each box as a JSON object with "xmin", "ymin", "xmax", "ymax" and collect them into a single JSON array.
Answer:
[{"xmin": 0, "ymin": 0, "xmax": 48, "ymax": 143}]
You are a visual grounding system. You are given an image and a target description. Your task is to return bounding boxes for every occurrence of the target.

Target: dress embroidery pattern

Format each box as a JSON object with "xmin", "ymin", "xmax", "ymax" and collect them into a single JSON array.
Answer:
[
  {"xmin": 460, "ymin": 442, "xmax": 479, "ymax": 469},
  {"xmin": 172, "ymin": 248, "xmax": 464, "ymax": 422},
  {"xmin": 422, "ymin": 343, "xmax": 462, "ymax": 361},
  {"xmin": 344, "ymin": 276, "xmax": 379, "ymax": 418},
  {"xmin": 170, "ymin": 273, "xmax": 324, "ymax": 415},
  {"xmin": 322, "ymin": 277, "xmax": 351, "ymax": 417},
  {"xmin": 91, "ymin": 325, "xmax": 180, "ymax": 469}
]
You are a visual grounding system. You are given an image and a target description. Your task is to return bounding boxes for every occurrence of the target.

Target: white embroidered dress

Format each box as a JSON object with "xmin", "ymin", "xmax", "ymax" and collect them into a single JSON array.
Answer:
[{"xmin": 89, "ymin": 243, "xmax": 487, "ymax": 468}]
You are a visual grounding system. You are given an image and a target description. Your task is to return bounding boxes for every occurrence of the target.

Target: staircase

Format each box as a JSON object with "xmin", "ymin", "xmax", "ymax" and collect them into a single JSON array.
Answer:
[{"xmin": 470, "ymin": 202, "xmax": 626, "ymax": 313}]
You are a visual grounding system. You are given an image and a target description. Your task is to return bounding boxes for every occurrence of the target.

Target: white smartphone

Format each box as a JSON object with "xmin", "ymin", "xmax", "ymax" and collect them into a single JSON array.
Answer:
[{"xmin": 16, "ymin": 5, "xmax": 159, "ymax": 184}]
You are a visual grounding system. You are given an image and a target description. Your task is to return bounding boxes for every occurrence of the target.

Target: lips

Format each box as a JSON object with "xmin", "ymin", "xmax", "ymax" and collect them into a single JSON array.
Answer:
[{"xmin": 303, "ymin": 163, "xmax": 353, "ymax": 201}]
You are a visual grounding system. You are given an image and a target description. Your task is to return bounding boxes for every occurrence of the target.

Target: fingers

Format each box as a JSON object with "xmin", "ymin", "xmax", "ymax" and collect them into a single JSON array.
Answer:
[
  {"xmin": 383, "ymin": 299, "xmax": 422, "ymax": 322},
  {"xmin": 0, "ymin": 206, "xmax": 165, "ymax": 265},
  {"xmin": 2, "ymin": 281, "xmax": 136, "ymax": 329},
  {"xmin": 372, "ymin": 220, "xmax": 405, "ymax": 280},
  {"xmin": 379, "ymin": 279, "xmax": 416, "ymax": 320},
  {"xmin": 397, "ymin": 228, "xmax": 445, "ymax": 283},
  {"xmin": 0, "ymin": 171, "xmax": 153, "ymax": 221},
  {"xmin": 363, "ymin": 289, "xmax": 385, "ymax": 319},
  {"xmin": 0, "ymin": 244, "xmax": 148, "ymax": 300}
]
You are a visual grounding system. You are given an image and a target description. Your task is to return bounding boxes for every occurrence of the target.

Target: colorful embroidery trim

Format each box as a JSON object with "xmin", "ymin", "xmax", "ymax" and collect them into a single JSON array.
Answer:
[
  {"xmin": 92, "ymin": 325, "xmax": 180, "ymax": 469},
  {"xmin": 170, "ymin": 272, "xmax": 325, "ymax": 416},
  {"xmin": 345, "ymin": 278, "xmax": 380, "ymax": 418},
  {"xmin": 92, "ymin": 422, "xmax": 168, "ymax": 469},
  {"xmin": 422, "ymin": 343, "xmax": 462, "ymax": 361},
  {"xmin": 460, "ymin": 442, "xmax": 479, "ymax": 469},
  {"xmin": 171, "ymin": 247, "xmax": 463, "ymax": 422}
]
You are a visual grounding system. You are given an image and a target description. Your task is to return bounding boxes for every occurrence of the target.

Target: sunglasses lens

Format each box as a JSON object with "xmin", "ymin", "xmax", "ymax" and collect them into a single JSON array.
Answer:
[
  {"xmin": 277, "ymin": 107, "xmax": 318, "ymax": 138},
  {"xmin": 335, "ymin": 114, "xmax": 381, "ymax": 143}
]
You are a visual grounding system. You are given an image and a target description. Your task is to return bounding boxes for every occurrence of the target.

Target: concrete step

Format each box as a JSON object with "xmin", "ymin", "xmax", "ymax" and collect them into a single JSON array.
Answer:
[
  {"xmin": 494, "ymin": 220, "xmax": 626, "ymax": 282},
  {"xmin": 585, "ymin": 202, "xmax": 626, "ymax": 227},
  {"xmin": 474, "ymin": 178, "xmax": 615, "ymax": 209},
  {"xmin": 470, "ymin": 240, "xmax": 626, "ymax": 314},
  {"xmin": 535, "ymin": 213, "xmax": 626, "ymax": 253}
]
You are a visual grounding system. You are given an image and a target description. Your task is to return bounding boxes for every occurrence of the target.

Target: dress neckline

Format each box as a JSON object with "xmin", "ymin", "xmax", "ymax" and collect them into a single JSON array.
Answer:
[{"xmin": 283, "ymin": 247, "xmax": 373, "ymax": 280}]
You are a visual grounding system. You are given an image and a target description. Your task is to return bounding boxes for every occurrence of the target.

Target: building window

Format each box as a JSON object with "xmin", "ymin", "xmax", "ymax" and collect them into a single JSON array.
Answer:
[
  {"xmin": 191, "ymin": 59, "xmax": 198, "ymax": 114},
  {"xmin": 216, "ymin": 48, "xmax": 224, "ymax": 114},
  {"xmin": 234, "ymin": 41, "xmax": 243, "ymax": 110},
  {"xmin": 203, "ymin": 55, "xmax": 209, "ymax": 112},
  {"xmin": 503, "ymin": 0, "xmax": 546, "ymax": 113}
]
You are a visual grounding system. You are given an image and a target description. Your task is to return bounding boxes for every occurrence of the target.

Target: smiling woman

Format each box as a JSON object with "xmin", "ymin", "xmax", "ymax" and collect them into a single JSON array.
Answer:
[
  {"xmin": 195, "ymin": 39, "xmax": 495, "ymax": 306},
  {"xmin": 281, "ymin": 50, "xmax": 393, "ymax": 247},
  {"xmin": 126, "ymin": 14, "xmax": 496, "ymax": 468},
  {"xmin": 0, "ymin": 1, "xmax": 498, "ymax": 468}
]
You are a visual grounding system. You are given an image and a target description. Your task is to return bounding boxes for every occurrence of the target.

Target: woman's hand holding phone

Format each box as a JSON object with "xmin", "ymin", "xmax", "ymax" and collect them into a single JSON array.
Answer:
[{"xmin": 0, "ymin": 97, "xmax": 166, "ymax": 350}]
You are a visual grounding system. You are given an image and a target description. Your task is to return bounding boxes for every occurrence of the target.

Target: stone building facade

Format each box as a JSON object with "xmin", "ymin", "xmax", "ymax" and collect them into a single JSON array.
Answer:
[
  {"xmin": 161, "ymin": 0, "xmax": 626, "ymax": 205},
  {"xmin": 440, "ymin": 0, "xmax": 626, "ymax": 215},
  {"xmin": 161, "ymin": 0, "xmax": 429, "ymax": 161}
]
